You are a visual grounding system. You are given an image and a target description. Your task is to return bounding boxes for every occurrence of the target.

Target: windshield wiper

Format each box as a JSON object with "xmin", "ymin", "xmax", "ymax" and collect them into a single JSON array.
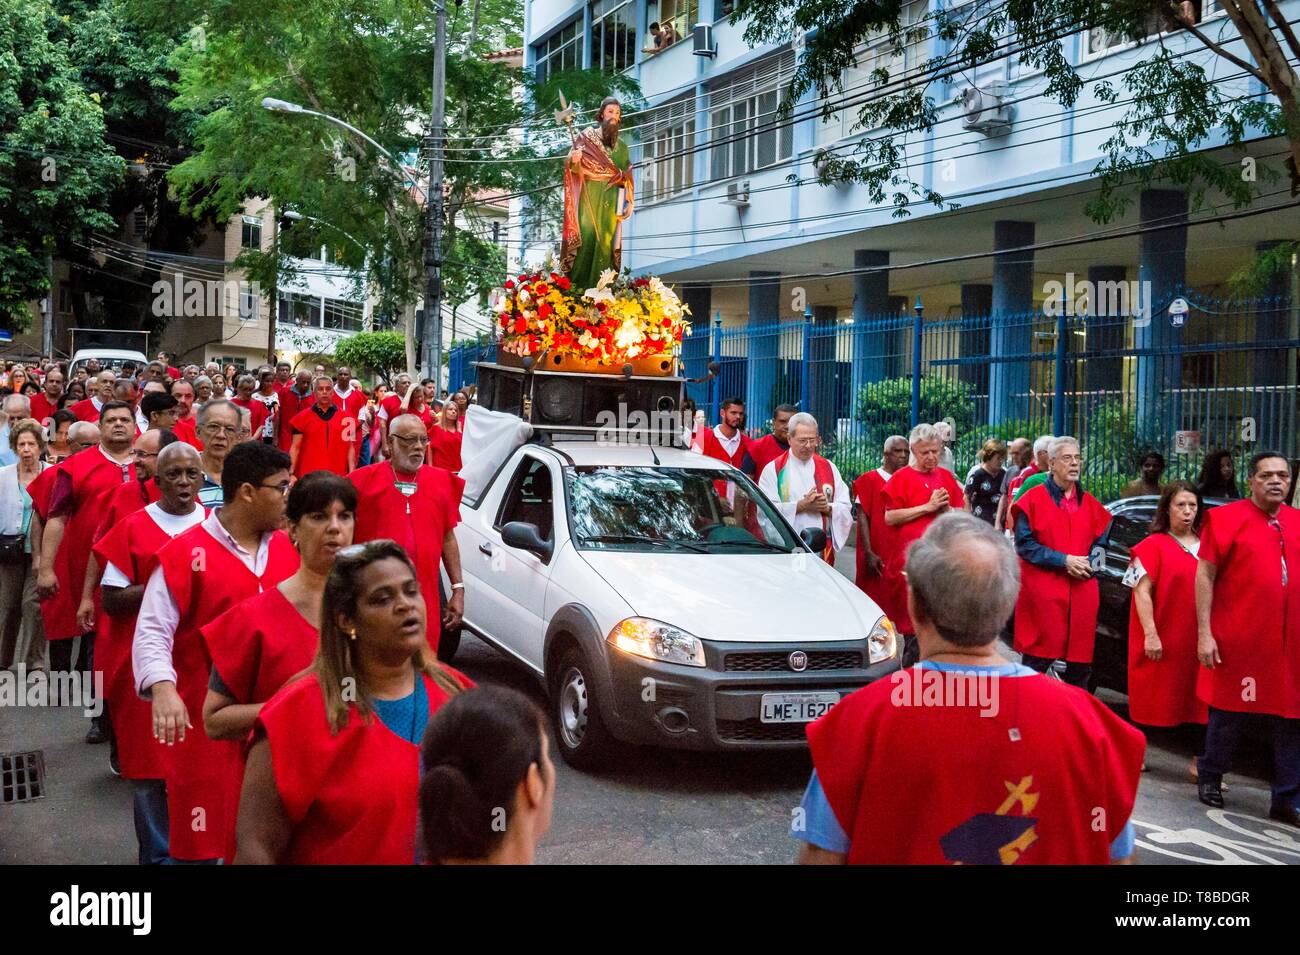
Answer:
[
  {"xmin": 579, "ymin": 534, "xmax": 709, "ymax": 553},
  {"xmin": 705, "ymin": 538, "xmax": 793, "ymax": 553}
]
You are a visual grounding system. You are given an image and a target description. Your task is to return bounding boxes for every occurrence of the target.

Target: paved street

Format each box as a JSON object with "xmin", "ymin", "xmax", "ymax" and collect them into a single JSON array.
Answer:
[{"xmin": 3, "ymin": 542, "xmax": 1298, "ymax": 866}]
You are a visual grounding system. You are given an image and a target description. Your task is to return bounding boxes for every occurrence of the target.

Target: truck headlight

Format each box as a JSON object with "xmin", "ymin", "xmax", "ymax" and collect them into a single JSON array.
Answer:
[
  {"xmin": 608, "ymin": 618, "xmax": 707, "ymax": 667},
  {"xmin": 867, "ymin": 616, "xmax": 898, "ymax": 664}
]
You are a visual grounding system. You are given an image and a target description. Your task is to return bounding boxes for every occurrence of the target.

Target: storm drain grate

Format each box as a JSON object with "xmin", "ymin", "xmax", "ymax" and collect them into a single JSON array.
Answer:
[{"xmin": 1, "ymin": 751, "xmax": 47, "ymax": 803}]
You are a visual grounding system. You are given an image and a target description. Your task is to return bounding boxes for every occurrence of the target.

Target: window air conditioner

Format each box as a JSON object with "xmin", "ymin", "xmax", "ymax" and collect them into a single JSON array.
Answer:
[
  {"xmin": 959, "ymin": 83, "xmax": 1013, "ymax": 136},
  {"xmin": 693, "ymin": 23, "xmax": 716, "ymax": 58}
]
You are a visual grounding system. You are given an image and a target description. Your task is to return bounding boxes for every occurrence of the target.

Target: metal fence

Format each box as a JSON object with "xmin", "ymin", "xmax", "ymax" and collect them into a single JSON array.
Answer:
[{"xmin": 448, "ymin": 289, "xmax": 1299, "ymax": 501}]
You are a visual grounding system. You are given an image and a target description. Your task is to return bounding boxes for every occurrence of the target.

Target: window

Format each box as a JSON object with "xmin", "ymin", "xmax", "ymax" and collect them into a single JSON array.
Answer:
[
  {"xmin": 132, "ymin": 208, "xmax": 148, "ymax": 237},
  {"xmin": 639, "ymin": 97, "xmax": 696, "ymax": 202},
  {"xmin": 709, "ymin": 54, "xmax": 796, "ymax": 181},
  {"xmin": 239, "ymin": 288, "xmax": 258, "ymax": 320},
  {"xmin": 591, "ymin": 0, "xmax": 637, "ymax": 74},
  {"xmin": 57, "ymin": 283, "xmax": 72, "ymax": 315},
  {"xmin": 280, "ymin": 291, "xmax": 322, "ymax": 327},
  {"xmin": 498, "ymin": 456, "xmax": 555, "ymax": 544},
  {"xmin": 645, "ymin": 0, "xmax": 697, "ymax": 54},
  {"xmin": 534, "ymin": 18, "xmax": 584, "ymax": 83},
  {"xmin": 241, "ymin": 214, "xmax": 262, "ymax": 250},
  {"xmin": 323, "ymin": 297, "xmax": 364, "ymax": 332},
  {"xmin": 718, "ymin": 0, "xmax": 735, "ymax": 17},
  {"xmin": 1084, "ymin": 0, "xmax": 1222, "ymax": 59}
]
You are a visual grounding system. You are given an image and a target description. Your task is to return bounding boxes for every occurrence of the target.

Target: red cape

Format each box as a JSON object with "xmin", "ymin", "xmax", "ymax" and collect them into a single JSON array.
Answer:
[
  {"xmin": 1127, "ymin": 533, "xmax": 1208, "ymax": 726},
  {"xmin": 852, "ymin": 469, "xmax": 896, "ymax": 616},
  {"xmin": 880, "ymin": 466, "xmax": 965, "ymax": 633},
  {"xmin": 290, "ymin": 406, "xmax": 352, "ymax": 476},
  {"xmin": 808, "ymin": 669, "xmax": 1145, "ymax": 864}
]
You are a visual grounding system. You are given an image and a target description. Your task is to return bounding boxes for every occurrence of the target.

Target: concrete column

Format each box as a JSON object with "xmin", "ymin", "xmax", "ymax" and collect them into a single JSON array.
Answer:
[
  {"xmin": 989, "ymin": 221, "xmax": 1035, "ymax": 424},
  {"xmin": 959, "ymin": 284, "xmax": 992, "ymax": 397},
  {"xmin": 681, "ymin": 285, "xmax": 712, "ymax": 409},
  {"xmin": 744, "ymin": 270, "xmax": 781, "ymax": 428},
  {"xmin": 852, "ymin": 250, "xmax": 892, "ymax": 394},
  {"xmin": 810, "ymin": 304, "xmax": 838, "ymax": 434},
  {"xmin": 1084, "ymin": 265, "xmax": 1126, "ymax": 401},
  {"xmin": 1135, "ymin": 190, "xmax": 1187, "ymax": 434}
]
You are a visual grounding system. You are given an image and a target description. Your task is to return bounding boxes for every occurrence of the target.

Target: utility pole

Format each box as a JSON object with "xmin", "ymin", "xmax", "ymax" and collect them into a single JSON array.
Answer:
[{"xmin": 421, "ymin": 0, "xmax": 449, "ymax": 384}]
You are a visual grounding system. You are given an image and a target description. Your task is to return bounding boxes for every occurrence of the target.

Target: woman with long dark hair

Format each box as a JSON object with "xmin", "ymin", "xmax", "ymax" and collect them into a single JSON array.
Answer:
[
  {"xmin": 420, "ymin": 686, "xmax": 555, "ymax": 865},
  {"xmin": 234, "ymin": 540, "xmax": 471, "ymax": 864},
  {"xmin": 1125, "ymin": 479, "xmax": 1208, "ymax": 779},
  {"xmin": 1196, "ymin": 450, "xmax": 1240, "ymax": 499}
]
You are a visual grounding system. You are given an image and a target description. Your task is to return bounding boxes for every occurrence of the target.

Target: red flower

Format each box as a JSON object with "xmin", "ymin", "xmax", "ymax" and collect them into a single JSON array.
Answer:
[
  {"xmin": 661, "ymin": 318, "xmax": 672, "ymax": 328},
  {"xmin": 512, "ymin": 317, "xmax": 527, "ymax": 334},
  {"xmin": 535, "ymin": 283, "xmax": 549, "ymax": 295},
  {"xmin": 538, "ymin": 302, "xmax": 552, "ymax": 318},
  {"xmin": 505, "ymin": 280, "xmax": 515, "ymax": 290},
  {"xmin": 550, "ymin": 272, "xmax": 559, "ymax": 281},
  {"xmin": 596, "ymin": 301, "xmax": 608, "ymax": 312},
  {"xmin": 557, "ymin": 277, "xmax": 571, "ymax": 290}
]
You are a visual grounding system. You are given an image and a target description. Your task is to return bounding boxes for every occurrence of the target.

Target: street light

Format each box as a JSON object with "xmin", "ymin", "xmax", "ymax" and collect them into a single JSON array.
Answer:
[{"xmin": 260, "ymin": 97, "xmax": 422, "ymax": 189}]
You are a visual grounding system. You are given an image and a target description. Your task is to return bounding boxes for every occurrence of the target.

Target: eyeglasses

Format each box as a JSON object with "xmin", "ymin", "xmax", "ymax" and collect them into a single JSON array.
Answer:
[
  {"xmin": 392, "ymin": 434, "xmax": 429, "ymax": 448},
  {"xmin": 259, "ymin": 481, "xmax": 292, "ymax": 496},
  {"xmin": 133, "ymin": 450, "xmax": 158, "ymax": 459},
  {"xmin": 203, "ymin": 424, "xmax": 239, "ymax": 437}
]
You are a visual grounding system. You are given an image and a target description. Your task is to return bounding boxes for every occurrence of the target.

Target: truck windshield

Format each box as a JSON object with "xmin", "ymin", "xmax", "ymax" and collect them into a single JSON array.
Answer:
[{"xmin": 565, "ymin": 466, "xmax": 800, "ymax": 553}]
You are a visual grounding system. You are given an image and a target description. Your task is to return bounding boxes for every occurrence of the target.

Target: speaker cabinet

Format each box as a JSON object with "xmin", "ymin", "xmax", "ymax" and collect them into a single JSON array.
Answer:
[{"xmin": 476, "ymin": 363, "xmax": 682, "ymax": 431}]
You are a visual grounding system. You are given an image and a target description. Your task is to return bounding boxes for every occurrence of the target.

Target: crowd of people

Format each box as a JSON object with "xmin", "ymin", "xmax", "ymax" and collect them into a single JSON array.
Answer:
[{"xmin": 6, "ymin": 349, "xmax": 1299, "ymax": 865}]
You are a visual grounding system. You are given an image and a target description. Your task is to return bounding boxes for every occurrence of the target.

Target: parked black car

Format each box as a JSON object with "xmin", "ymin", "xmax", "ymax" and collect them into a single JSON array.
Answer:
[{"xmin": 1091, "ymin": 494, "xmax": 1229, "ymax": 695}]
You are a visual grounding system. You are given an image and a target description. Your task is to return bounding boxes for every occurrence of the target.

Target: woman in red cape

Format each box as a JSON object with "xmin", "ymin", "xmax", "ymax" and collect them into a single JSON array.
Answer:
[
  {"xmin": 1126, "ymin": 481, "xmax": 1208, "ymax": 777},
  {"xmin": 234, "ymin": 540, "xmax": 472, "ymax": 864},
  {"xmin": 426, "ymin": 401, "xmax": 463, "ymax": 472},
  {"xmin": 202, "ymin": 472, "xmax": 356, "ymax": 861}
]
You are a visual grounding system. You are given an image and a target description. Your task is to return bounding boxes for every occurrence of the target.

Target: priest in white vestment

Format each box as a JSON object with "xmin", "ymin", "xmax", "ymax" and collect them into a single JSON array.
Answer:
[{"xmin": 757, "ymin": 412, "xmax": 852, "ymax": 560}]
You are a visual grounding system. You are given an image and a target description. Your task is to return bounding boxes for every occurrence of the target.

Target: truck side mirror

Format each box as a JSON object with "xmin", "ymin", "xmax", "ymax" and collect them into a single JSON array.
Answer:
[
  {"xmin": 800, "ymin": 527, "xmax": 827, "ymax": 554},
  {"xmin": 502, "ymin": 521, "xmax": 553, "ymax": 562}
]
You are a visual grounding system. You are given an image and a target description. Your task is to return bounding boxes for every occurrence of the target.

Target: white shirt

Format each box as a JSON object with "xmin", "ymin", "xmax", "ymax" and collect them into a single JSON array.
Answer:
[
  {"xmin": 758, "ymin": 453, "xmax": 853, "ymax": 551},
  {"xmin": 134, "ymin": 406, "xmax": 149, "ymax": 433},
  {"xmin": 102, "ymin": 502, "xmax": 206, "ymax": 588},
  {"xmin": 251, "ymin": 390, "xmax": 279, "ymax": 438},
  {"xmin": 133, "ymin": 509, "xmax": 275, "ymax": 695},
  {"xmin": 713, "ymin": 425, "xmax": 741, "ymax": 459}
]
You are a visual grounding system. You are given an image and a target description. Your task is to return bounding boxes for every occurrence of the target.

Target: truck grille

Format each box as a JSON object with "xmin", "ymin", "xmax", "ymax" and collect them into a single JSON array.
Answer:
[
  {"xmin": 723, "ymin": 650, "xmax": 863, "ymax": 672},
  {"xmin": 716, "ymin": 719, "xmax": 811, "ymax": 743}
]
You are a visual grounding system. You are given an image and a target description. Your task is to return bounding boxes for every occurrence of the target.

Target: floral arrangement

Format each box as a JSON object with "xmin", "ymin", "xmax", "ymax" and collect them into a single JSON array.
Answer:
[{"xmin": 496, "ymin": 268, "xmax": 691, "ymax": 365}]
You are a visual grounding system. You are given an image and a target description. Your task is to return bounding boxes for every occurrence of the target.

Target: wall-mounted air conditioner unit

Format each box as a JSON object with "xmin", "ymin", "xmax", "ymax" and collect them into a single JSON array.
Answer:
[
  {"xmin": 723, "ymin": 180, "xmax": 750, "ymax": 207},
  {"xmin": 959, "ymin": 83, "xmax": 1013, "ymax": 136},
  {"xmin": 693, "ymin": 23, "xmax": 716, "ymax": 58}
]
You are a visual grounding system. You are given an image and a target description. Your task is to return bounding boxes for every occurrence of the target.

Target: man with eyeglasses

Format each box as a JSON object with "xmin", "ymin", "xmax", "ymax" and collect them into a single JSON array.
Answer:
[
  {"xmin": 758, "ymin": 411, "xmax": 851, "ymax": 564},
  {"xmin": 195, "ymin": 399, "xmax": 242, "ymax": 508},
  {"xmin": 347, "ymin": 413, "xmax": 464, "ymax": 655},
  {"xmin": 289, "ymin": 376, "xmax": 356, "ymax": 478},
  {"xmin": 1010, "ymin": 435, "xmax": 1112, "ymax": 690},
  {"xmin": 1195, "ymin": 451, "xmax": 1300, "ymax": 825},
  {"xmin": 133, "ymin": 440, "xmax": 299, "ymax": 863},
  {"xmin": 71, "ymin": 370, "xmax": 116, "ymax": 423}
]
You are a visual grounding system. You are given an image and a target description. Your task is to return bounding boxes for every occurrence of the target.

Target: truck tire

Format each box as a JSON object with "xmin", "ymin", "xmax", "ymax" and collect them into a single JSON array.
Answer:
[{"xmin": 550, "ymin": 644, "xmax": 615, "ymax": 769}]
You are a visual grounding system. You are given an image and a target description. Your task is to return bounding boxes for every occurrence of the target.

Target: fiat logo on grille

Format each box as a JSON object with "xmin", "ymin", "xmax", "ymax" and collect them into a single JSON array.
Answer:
[{"xmin": 788, "ymin": 651, "xmax": 809, "ymax": 672}]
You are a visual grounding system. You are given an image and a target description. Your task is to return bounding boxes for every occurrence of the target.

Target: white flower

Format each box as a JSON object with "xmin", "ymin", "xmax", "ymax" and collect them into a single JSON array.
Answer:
[
  {"xmin": 584, "ymin": 286, "xmax": 615, "ymax": 306},
  {"xmin": 597, "ymin": 268, "xmax": 617, "ymax": 290}
]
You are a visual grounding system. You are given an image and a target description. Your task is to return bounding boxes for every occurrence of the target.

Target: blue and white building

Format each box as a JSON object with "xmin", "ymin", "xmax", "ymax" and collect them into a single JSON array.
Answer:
[{"xmin": 518, "ymin": 0, "xmax": 1299, "ymax": 470}]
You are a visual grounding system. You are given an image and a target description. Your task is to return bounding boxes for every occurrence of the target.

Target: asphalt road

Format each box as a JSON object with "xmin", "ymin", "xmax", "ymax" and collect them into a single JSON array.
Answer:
[{"xmin": 2, "ymin": 544, "xmax": 1298, "ymax": 865}]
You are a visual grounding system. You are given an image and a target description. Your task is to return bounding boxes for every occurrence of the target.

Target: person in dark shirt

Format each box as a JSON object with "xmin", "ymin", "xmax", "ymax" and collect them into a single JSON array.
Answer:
[{"xmin": 963, "ymin": 439, "xmax": 1006, "ymax": 526}]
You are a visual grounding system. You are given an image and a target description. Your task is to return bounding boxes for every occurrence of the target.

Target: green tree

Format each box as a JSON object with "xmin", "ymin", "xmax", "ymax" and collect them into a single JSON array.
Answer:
[
  {"xmin": 0, "ymin": 0, "xmax": 124, "ymax": 329},
  {"xmin": 335, "ymin": 330, "xmax": 408, "ymax": 385},
  {"xmin": 129, "ymin": 0, "xmax": 638, "ymax": 373},
  {"xmin": 738, "ymin": 0, "xmax": 1299, "ymax": 237},
  {"xmin": 442, "ymin": 228, "xmax": 506, "ymax": 344}
]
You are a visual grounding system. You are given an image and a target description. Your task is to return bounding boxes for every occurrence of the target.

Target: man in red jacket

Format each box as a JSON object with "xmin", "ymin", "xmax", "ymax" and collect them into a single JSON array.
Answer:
[
  {"xmin": 745, "ymin": 404, "xmax": 796, "ymax": 479},
  {"xmin": 1195, "ymin": 451, "xmax": 1300, "ymax": 824},
  {"xmin": 276, "ymin": 369, "xmax": 313, "ymax": 452},
  {"xmin": 1010, "ymin": 436, "xmax": 1112, "ymax": 690},
  {"xmin": 289, "ymin": 376, "xmax": 356, "ymax": 477},
  {"xmin": 30, "ymin": 367, "xmax": 64, "ymax": 427},
  {"xmin": 795, "ymin": 512, "xmax": 1144, "ymax": 865},
  {"xmin": 70, "ymin": 370, "xmax": 117, "ymax": 423},
  {"xmin": 348, "ymin": 413, "xmax": 464, "ymax": 654}
]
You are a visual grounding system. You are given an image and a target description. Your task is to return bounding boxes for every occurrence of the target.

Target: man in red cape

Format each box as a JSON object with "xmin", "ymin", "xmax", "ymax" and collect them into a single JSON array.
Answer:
[
  {"xmin": 35, "ymin": 402, "xmax": 136, "ymax": 710},
  {"xmin": 1195, "ymin": 452, "xmax": 1300, "ymax": 824},
  {"xmin": 276, "ymin": 369, "xmax": 313, "ymax": 452},
  {"xmin": 332, "ymin": 365, "xmax": 367, "ymax": 463},
  {"xmin": 883, "ymin": 423, "xmax": 965, "ymax": 665},
  {"xmin": 349, "ymin": 414, "xmax": 464, "ymax": 655},
  {"xmin": 745, "ymin": 404, "xmax": 795, "ymax": 480},
  {"xmin": 132, "ymin": 441, "xmax": 299, "ymax": 862},
  {"xmin": 1010, "ymin": 436, "xmax": 1112, "ymax": 690},
  {"xmin": 796, "ymin": 513, "xmax": 1144, "ymax": 865},
  {"xmin": 94, "ymin": 442, "xmax": 207, "ymax": 863},
  {"xmin": 289, "ymin": 376, "xmax": 356, "ymax": 477},
  {"xmin": 70, "ymin": 370, "xmax": 116, "ymax": 423},
  {"xmin": 852, "ymin": 434, "xmax": 908, "ymax": 618}
]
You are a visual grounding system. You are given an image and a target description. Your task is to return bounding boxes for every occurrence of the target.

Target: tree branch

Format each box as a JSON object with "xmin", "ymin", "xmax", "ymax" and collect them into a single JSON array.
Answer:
[
  {"xmin": 1167, "ymin": 3, "xmax": 1268, "ymax": 83},
  {"xmin": 1260, "ymin": 0, "xmax": 1300, "ymax": 67}
]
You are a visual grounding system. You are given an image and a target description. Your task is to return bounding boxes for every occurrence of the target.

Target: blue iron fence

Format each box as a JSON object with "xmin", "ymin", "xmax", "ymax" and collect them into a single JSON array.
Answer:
[{"xmin": 446, "ymin": 289, "xmax": 1299, "ymax": 501}]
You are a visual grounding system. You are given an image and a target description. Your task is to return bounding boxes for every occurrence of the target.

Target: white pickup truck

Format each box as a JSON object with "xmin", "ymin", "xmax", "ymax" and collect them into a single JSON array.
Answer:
[{"xmin": 452, "ymin": 437, "xmax": 900, "ymax": 768}]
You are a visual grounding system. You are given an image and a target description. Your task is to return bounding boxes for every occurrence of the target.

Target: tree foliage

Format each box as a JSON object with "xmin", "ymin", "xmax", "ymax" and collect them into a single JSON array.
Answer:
[
  {"xmin": 335, "ymin": 330, "xmax": 408, "ymax": 384},
  {"xmin": 0, "ymin": 0, "xmax": 124, "ymax": 329},
  {"xmin": 737, "ymin": 0, "xmax": 1300, "ymax": 224}
]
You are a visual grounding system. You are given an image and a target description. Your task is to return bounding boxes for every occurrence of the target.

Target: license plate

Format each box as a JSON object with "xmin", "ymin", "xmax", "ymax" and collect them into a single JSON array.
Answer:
[{"xmin": 759, "ymin": 692, "xmax": 841, "ymax": 724}]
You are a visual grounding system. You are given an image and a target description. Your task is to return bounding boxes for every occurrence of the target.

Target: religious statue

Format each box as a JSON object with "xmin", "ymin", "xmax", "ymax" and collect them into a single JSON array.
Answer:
[{"xmin": 560, "ymin": 96, "xmax": 634, "ymax": 294}]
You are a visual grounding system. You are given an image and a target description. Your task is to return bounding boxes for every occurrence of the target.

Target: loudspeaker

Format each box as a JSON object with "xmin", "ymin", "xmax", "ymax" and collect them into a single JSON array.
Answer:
[{"xmin": 476, "ymin": 363, "xmax": 682, "ymax": 430}]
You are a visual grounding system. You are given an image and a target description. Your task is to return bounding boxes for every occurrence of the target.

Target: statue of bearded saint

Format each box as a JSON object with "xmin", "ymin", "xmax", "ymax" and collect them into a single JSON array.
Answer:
[{"xmin": 560, "ymin": 96, "xmax": 634, "ymax": 293}]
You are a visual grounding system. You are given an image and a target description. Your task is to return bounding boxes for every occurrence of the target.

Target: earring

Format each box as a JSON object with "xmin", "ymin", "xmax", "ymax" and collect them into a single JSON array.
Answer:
[{"xmin": 348, "ymin": 628, "xmax": 357, "ymax": 641}]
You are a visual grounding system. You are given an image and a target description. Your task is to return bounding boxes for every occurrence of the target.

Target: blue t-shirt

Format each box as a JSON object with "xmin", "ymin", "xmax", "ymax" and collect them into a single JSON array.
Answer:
[
  {"xmin": 793, "ymin": 659, "xmax": 1136, "ymax": 862},
  {"xmin": 371, "ymin": 686, "xmax": 430, "ymax": 745}
]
